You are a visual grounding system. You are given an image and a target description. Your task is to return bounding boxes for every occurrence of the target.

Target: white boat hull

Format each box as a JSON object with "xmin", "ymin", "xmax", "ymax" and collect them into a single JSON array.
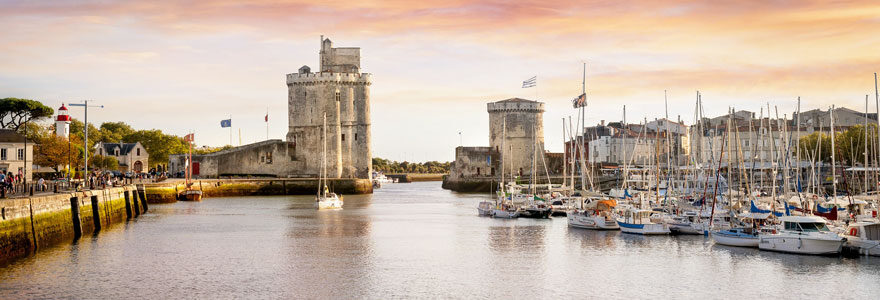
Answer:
[
  {"xmin": 712, "ymin": 233, "xmax": 759, "ymax": 248},
  {"xmin": 492, "ymin": 209, "xmax": 519, "ymax": 219},
  {"xmin": 316, "ymin": 199, "xmax": 343, "ymax": 210},
  {"xmin": 477, "ymin": 202, "xmax": 493, "ymax": 216},
  {"xmin": 617, "ymin": 221, "xmax": 670, "ymax": 235},
  {"xmin": 568, "ymin": 214, "xmax": 620, "ymax": 230},
  {"xmin": 758, "ymin": 235, "xmax": 845, "ymax": 255},
  {"xmin": 848, "ymin": 240, "xmax": 880, "ymax": 256}
]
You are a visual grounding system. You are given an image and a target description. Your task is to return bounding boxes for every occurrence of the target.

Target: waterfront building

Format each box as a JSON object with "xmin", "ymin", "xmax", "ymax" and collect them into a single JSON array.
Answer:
[
  {"xmin": 93, "ymin": 142, "xmax": 149, "ymax": 173},
  {"xmin": 444, "ymin": 98, "xmax": 553, "ymax": 191},
  {"xmin": 0, "ymin": 129, "xmax": 34, "ymax": 180},
  {"xmin": 169, "ymin": 37, "xmax": 373, "ymax": 179}
]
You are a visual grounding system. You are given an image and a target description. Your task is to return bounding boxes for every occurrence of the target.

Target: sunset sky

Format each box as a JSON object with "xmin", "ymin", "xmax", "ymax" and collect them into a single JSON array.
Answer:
[{"xmin": 2, "ymin": 0, "xmax": 879, "ymax": 162}]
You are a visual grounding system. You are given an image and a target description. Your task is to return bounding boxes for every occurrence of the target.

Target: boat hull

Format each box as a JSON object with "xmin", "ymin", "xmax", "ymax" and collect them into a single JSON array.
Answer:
[
  {"xmin": 712, "ymin": 231, "xmax": 759, "ymax": 247},
  {"xmin": 568, "ymin": 214, "xmax": 620, "ymax": 230},
  {"xmin": 179, "ymin": 190, "xmax": 203, "ymax": 201},
  {"xmin": 477, "ymin": 202, "xmax": 493, "ymax": 216},
  {"xmin": 847, "ymin": 239, "xmax": 880, "ymax": 256},
  {"xmin": 617, "ymin": 221, "xmax": 670, "ymax": 235},
  {"xmin": 758, "ymin": 235, "xmax": 845, "ymax": 255},
  {"xmin": 492, "ymin": 209, "xmax": 519, "ymax": 219},
  {"xmin": 520, "ymin": 208, "xmax": 551, "ymax": 219},
  {"xmin": 316, "ymin": 199, "xmax": 343, "ymax": 210}
]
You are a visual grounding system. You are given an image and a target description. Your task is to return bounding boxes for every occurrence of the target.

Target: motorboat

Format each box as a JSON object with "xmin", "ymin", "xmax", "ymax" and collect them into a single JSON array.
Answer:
[
  {"xmin": 667, "ymin": 211, "xmax": 703, "ymax": 235},
  {"xmin": 567, "ymin": 197, "xmax": 619, "ymax": 230},
  {"xmin": 520, "ymin": 197, "xmax": 552, "ymax": 219},
  {"xmin": 758, "ymin": 216, "xmax": 846, "ymax": 255},
  {"xmin": 843, "ymin": 221, "xmax": 880, "ymax": 256},
  {"xmin": 477, "ymin": 200, "xmax": 494, "ymax": 216},
  {"xmin": 492, "ymin": 202, "xmax": 520, "ymax": 219},
  {"xmin": 550, "ymin": 197, "xmax": 574, "ymax": 216},
  {"xmin": 617, "ymin": 208, "xmax": 670, "ymax": 235},
  {"xmin": 711, "ymin": 212, "xmax": 771, "ymax": 247}
]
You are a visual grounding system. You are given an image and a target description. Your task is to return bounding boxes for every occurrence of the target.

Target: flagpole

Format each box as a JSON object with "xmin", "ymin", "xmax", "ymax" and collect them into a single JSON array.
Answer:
[{"xmin": 266, "ymin": 107, "xmax": 269, "ymax": 141}]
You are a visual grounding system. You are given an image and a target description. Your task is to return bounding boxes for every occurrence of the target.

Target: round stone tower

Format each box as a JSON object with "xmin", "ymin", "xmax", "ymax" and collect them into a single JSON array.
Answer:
[{"xmin": 487, "ymin": 98, "xmax": 545, "ymax": 177}]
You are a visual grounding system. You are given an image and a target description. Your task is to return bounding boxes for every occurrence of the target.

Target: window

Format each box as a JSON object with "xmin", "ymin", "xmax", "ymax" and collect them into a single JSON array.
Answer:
[
  {"xmin": 114, "ymin": 149, "xmax": 119, "ymax": 156},
  {"xmin": 342, "ymin": 134, "xmax": 345, "ymax": 141},
  {"xmin": 99, "ymin": 148, "xmax": 103, "ymax": 155},
  {"xmin": 17, "ymin": 149, "xmax": 23, "ymax": 160},
  {"xmin": 355, "ymin": 133, "xmax": 358, "ymax": 141},
  {"xmin": 1, "ymin": 149, "xmax": 5, "ymax": 160},
  {"xmin": 137, "ymin": 148, "xmax": 141, "ymax": 156},
  {"xmin": 335, "ymin": 91, "xmax": 340, "ymax": 102},
  {"xmin": 476, "ymin": 168, "xmax": 481, "ymax": 175},
  {"xmin": 266, "ymin": 152, "xmax": 273, "ymax": 164}
]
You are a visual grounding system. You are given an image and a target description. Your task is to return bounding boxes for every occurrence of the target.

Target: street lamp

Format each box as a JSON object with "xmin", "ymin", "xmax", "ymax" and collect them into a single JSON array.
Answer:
[{"xmin": 69, "ymin": 100, "xmax": 103, "ymax": 187}]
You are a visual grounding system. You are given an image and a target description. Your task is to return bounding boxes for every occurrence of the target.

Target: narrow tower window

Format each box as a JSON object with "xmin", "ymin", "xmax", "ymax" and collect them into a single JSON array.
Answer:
[{"xmin": 342, "ymin": 134, "xmax": 345, "ymax": 141}]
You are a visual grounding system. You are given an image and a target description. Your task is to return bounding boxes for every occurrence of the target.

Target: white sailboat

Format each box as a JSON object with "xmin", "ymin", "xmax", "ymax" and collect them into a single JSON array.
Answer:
[
  {"xmin": 567, "ymin": 195, "xmax": 620, "ymax": 230},
  {"xmin": 316, "ymin": 113, "xmax": 343, "ymax": 210}
]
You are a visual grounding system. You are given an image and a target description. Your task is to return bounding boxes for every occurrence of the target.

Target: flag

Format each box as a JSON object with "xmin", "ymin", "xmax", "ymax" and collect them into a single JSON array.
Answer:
[
  {"xmin": 522, "ymin": 76, "xmax": 536, "ymax": 88},
  {"xmin": 571, "ymin": 93, "xmax": 586, "ymax": 108},
  {"xmin": 220, "ymin": 119, "xmax": 232, "ymax": 128},
  {"xmin": 265, "ymin": 114, "xmax": 268, "ymax": 122},
  {"xmin": 184, "ymin": 133, "xmax": 194, "ymax": 142}
]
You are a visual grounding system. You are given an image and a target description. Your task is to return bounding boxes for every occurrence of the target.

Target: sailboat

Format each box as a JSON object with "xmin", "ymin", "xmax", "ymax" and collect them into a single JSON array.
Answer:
[
  {"xmin": 316, "ymin": 113, "xmax": 343, "ymax": 210},
  {"xmin": 179, "ymin": 132, "xmax": 202, "ymax": 201}
]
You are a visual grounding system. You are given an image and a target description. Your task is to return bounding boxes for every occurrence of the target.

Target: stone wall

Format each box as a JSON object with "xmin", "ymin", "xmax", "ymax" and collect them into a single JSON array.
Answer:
[
  {"xmin": 0, "ymin": 186, "xmax": 144, "ymax": 265},
  {"xmin": 143, "ymin": 178, "xmax": 373, "ymax": 203}
]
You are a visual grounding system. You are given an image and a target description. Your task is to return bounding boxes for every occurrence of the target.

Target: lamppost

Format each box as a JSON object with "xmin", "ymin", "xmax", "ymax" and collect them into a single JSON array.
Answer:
[{"xmin": 69, "ymin": 101, "xmax": 103, "ymax": 187}]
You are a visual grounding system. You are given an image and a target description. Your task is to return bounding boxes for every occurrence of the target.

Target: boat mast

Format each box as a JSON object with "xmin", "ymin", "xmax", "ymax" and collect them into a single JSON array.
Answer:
[
  {"xmin": 865, "ymin": 95, "xmax": 870, "ymax": 194},
  {"xmin": 562, "ymin": 118, "xmax": 567, "ymax": 189},
  {"xmin": 622, "ymin": 105, "xmax": 627, "ymax": 190},
  {"xmin": 831, "ymin": 105, "xmax": 837, "ymax": 199},
  {"xmin": 874, "ymin": 73, "xmax": 880, "ymax": 194}
]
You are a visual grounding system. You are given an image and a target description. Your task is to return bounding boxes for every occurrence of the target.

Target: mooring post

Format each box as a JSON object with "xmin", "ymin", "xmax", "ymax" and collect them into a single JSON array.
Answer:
[
  {"xmin": 70, "ymin": 196, "xmax": 82, "ymax": 239},
  {"xmin": 123, "ymin": 190, "xmax": 132, "ymax": 219},
  {"xmin": 138, "ymin": 187, "xmax": 148, "ymax": 213},
  {"xmin": 90, "ymin": 195, "xmax": 101, "ymax": 232},
  {"xmin": 132, "ymin": 188, "xmax": 141, "ymax": 217}
]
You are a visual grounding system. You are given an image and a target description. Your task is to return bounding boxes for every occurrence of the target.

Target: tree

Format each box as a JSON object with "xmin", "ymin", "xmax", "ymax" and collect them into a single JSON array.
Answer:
[
  {"xmin": 90, "ymin": 155, "xmax": 119, "ymax": 170},
  {"xmin": 35, "ymin": 134, "xmax": 84, "ymax": 172},
  {"xmin": 99, "ymin": 121, "xmax": 135, "ymax": 143},
  {"xmin": 123, "ymin": 129, "xmax": 187, "ymax": 167},
  {"xmin": 0, "ymin": 98, "xmax": 54, "ymax": 130}
]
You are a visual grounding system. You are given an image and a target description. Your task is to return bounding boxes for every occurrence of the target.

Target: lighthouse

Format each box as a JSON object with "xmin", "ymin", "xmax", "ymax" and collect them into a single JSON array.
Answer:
[{"xmin": 55, "ymin": 103, "xmax": 71, "ymax": 138}]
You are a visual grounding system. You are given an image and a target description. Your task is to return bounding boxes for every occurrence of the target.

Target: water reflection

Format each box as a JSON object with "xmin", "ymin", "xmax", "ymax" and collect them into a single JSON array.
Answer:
[{"xmin": 1, "ymin": 182, "xmax": 879, "ymax": 298}]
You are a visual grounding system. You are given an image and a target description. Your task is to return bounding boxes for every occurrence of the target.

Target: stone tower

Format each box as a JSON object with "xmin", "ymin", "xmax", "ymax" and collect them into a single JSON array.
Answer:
[
  {"xmin": 487, "ymin": 98, "xmax": 545, "ymax": 176},
  {"xmin": 286, "ymin": 37, "xmax": 372, "ymax": 179}
]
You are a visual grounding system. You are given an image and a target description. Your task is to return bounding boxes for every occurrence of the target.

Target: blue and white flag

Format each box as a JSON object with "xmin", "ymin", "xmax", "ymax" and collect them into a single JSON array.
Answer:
[
  {"xmin": 522, "ymin": 76, "xmax": 536, "ymax": 88},
  {"xmin": 220, "ymin": 119, "xmax": 232, "ymax": 128}
]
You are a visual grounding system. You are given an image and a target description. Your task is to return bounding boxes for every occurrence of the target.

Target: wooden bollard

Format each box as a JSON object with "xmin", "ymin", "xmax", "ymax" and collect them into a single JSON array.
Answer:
[
  {"xmin": 138, "ymin": 189, "xmax": 148, "ymax": 212},
  {"xmin": 123, "ymin": 190, "xmax": 132, "ymax": 219},
  {"xmin": 132, "ymin": 189, "xmax": 141, "ymax": 217},
  {"xmin": 90, "ymin": 195, "xmax": 101, "ymax": 232},
  {"xmin": 70, "ymin": 196, "xmax": 82, "ymax": 239}
]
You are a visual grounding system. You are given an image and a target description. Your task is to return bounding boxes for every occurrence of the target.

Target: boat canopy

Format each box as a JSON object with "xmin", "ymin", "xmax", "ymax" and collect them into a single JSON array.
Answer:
[{"xmin": 738, "ymin": 212, "xmax": 770, "ymax": 220}]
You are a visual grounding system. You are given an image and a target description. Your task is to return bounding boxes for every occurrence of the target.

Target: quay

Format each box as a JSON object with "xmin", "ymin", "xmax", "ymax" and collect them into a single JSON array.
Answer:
[
  {"xmin": 143, "ymin": 178, "xmax": 373, "ymax": 203},
  {"xmin": 0, "ymin": 185, "xmax": 146, "ymax": 265}
]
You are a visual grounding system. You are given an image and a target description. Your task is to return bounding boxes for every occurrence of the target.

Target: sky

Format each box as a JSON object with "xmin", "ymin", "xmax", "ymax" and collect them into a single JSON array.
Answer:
[{"xmin": 2, "ymin": 0, "xmax": 879, "ymax": 162}]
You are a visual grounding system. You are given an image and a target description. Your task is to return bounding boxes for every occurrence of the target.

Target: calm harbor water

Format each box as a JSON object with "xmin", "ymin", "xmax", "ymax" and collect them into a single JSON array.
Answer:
[{"xmin": 2, "ymin": 181, "xmax": 879, "ymax": 298}]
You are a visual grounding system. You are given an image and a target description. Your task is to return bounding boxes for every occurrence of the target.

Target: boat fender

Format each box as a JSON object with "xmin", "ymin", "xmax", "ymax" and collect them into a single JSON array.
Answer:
[
  {"xmin": 798, "ymin": 238, "xmax": 802, "ymax": 249},
  {"xmin": 849, "ymin": 228, "xmax": 858, "ymax": 237},
  {"xmin": 772, "ymin": 229, "xmax": 777, "ymax": 234}
]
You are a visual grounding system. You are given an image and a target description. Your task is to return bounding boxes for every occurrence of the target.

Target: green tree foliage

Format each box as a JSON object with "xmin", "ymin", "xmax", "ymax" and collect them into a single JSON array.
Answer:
[
  {"xmin": 69, "ymin": 118, "xmax": 102, "ymax": 148},
  {"xmin": 123, "ymin": 129, "xmax": 188, "ymax": 167},
  {"xmin": 372, "ymin": 157, "xmax": 451, "ymax": 173},
  {"xmin": 798, "ymin": 124, "xmax": 878, "ymax": 166},
  {"xmin": 90, "ymin": 155, "xmax": 119, "ymax": 170},
  {"xmin": 99, "ymin": 121, "xmax": 135, "ymax": 143},
  {"xmin": 193, "ymin": 145, "xmax": 234, "ymax": 155},
  {"xmin": 0, "ymin": 98, "xmax": 54, "ymax": 130}
]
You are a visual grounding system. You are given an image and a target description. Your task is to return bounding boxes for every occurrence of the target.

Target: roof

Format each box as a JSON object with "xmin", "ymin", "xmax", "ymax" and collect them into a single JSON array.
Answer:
[
  {"xmin": 495, "ymin": 97, "xmax": 537, "ymax": 103},
  {"xmin": 779, "ymin": 215, "xmax": 827, "ymax": 223},
  {"xmin": 0, "ymin": 129, "xmax": 26, "ymax": 143},
  {"xmin": 97, "ymin": 142, "xmax": 139, "ymax": 156}
]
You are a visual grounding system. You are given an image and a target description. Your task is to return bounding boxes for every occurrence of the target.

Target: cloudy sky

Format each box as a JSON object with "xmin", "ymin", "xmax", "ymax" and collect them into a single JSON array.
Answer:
[{"xmin": 2, "ymin": 0, "xmax": 879, "ymax": 162}]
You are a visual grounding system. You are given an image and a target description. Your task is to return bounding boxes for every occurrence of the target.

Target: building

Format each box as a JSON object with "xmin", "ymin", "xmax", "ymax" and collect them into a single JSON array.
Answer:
[
  {"xmin": 794, "ymin": 106, "xmax": 876, "ymax": 129},
  {"xmin": 55, "ymin": 104, "xmax": 70, "ymax": 138},
  {"xmin": 0, "ymin": 129, "xmax": 34, "ymax": 180},
  {"xmin": 93, "ymin": 142, "xmax": 149, "ymax": 173},
  {"xmin": 168, "ymin": 37, "xmax": 373, "ymax": 179},
  {"xmin": 286, "ymin": 36, "xmax": 372, "ymax": 179},
  {"xmin": 446, "ymin": 98, "xmax": 545, "ymax": 182}
]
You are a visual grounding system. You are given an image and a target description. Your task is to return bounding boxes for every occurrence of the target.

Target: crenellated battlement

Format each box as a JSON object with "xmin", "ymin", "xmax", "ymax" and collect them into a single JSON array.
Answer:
[
  {"xmin": 487, "ymin": 100, "xmax": 544, "ymax": 113},
  {"xmin": 286, "ymin": 72, "xmax": 372, "ymax": 85}
]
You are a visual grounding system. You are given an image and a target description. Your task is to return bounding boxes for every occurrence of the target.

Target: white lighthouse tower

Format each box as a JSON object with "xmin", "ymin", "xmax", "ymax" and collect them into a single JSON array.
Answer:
[{"xmin": 55, "ymin": 103, "xmax": 71, "ymax": 138}]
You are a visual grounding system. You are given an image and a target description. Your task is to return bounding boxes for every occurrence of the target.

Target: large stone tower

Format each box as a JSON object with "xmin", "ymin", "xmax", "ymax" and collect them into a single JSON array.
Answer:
[
  {"xmin": 286, "ymin": 37, "xmax": 372, "ymax": 179},
  {"xmin": 488, "ymin": 98, "xmax": 545, "ymax": 176}
]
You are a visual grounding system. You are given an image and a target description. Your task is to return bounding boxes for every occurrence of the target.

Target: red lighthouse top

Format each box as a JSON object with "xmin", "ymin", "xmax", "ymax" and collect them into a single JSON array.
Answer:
[{"xmin": 56, "ymin": 104, "xmax": 70, "ymax": 121}]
